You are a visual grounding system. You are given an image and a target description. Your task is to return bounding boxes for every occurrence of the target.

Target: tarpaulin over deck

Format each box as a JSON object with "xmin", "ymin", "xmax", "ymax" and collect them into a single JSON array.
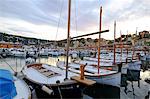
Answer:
[{"xmin": 0, "ymin": 69, "xmax": 17, "ymax": 99}]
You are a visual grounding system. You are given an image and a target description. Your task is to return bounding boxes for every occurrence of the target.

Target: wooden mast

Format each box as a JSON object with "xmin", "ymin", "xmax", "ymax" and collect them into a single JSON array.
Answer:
[
  {"xmin": 113, "ymin": 21, "xmax": 116, "ymax": 64},
  {"xmin": 65, "ymin": 0, "xmax": 71, "ymax": 79},
  {"xmin": 98, "ymin": 6, "xmax": 102, "ymax": 74}
]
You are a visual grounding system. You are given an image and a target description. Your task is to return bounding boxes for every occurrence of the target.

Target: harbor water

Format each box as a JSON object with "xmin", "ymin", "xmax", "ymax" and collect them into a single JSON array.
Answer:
[
  {"xmin": 0, "ymin": 56, "xmax": 71, "ymax": 73},
  {"xmin": 0, "ymin": 56, "xmax": 149, "ymax": 80}
]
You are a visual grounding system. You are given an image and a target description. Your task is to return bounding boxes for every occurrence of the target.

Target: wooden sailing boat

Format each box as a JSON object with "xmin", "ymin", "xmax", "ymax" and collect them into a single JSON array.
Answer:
[
  {"xmin": 21, "ymin": 0, "xmax": 82, "ymax": 98},
  {"xmin": 73, "ymin": 21, "xmax": 127, "ymax": 70},
  {"xmin": 57, "ymin": 6, "xmax": 121, "ymax": 87}
]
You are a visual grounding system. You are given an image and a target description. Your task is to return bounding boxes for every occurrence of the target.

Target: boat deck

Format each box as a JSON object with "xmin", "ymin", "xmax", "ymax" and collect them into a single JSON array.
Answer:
[{"xmin": 23, "ymin": 64, "xmax": 78, "ymax": 85}]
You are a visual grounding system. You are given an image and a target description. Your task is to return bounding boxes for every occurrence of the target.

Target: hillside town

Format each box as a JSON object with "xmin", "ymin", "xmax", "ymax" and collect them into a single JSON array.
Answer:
[{"xmin": 0, "ymin": 30, "xmax": 149, "ymax": 49}]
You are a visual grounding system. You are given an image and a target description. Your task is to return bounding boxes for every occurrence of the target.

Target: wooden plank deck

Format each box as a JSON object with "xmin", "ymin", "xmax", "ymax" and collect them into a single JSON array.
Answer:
[
  {"xmin": 38, "ymin": 69, "xmax": 47, "ymax": 72},
  {"xmin": 71, "ymin": 76, "xmax": 96, "ymax": 86}
]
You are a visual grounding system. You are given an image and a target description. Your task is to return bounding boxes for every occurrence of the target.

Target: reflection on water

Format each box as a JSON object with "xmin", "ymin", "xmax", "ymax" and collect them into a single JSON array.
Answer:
[
  {"xmin": 0, "ymin": 56, "xmax": 71, "ymax": 73},
  {"xmin": 140, "ymin": 70, "xmax": 150, "ymax": 80},
  {"xmin": 38, "ymin": 56, "xmax": 71, "ymax": 66}
]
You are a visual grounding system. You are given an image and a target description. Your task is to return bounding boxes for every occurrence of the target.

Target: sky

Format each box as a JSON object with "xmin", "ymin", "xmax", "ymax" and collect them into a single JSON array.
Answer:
[{"xmin": 0, "ymin": 0, "xmax": 150, "ymax": 40}]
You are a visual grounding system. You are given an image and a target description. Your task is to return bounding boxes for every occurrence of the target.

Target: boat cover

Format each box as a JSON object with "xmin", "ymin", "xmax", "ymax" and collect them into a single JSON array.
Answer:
[{"xmin": 0, "ymin": 69, "xmax": 17, "ymax": 99}]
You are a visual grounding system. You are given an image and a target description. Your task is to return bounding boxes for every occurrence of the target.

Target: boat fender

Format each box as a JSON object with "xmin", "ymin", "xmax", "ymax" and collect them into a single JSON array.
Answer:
[
  {"xmin": 41, "ymin": 85, "xmax": 53, "ymax": 95},
  {"xmin": 56, "ymin": 80, "xmax": 60, "ymax": 84}
]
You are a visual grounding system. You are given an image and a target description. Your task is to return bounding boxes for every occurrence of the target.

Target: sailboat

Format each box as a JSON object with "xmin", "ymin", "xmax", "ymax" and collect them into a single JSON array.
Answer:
[
  {"xmin": 72, "ymin": 57, "xmax": 118, "ymax": 70},
  {"xmin": 57, "ymin": 7, "xmax": 121, "ymax": 87},
  {"xmin": 57, "ymin": 61, "xmax": 121, "ymax": 87},
  {"xmin": 74, "ymin": 21, "xmax": 126, "ymax": 70},
  {"xmin": 21, "ymin": 0, "xmax": 82, "ymax": 98},
  {"xmin": 21, "ymin": 63, "xmax": 82, "ymax": 98}
]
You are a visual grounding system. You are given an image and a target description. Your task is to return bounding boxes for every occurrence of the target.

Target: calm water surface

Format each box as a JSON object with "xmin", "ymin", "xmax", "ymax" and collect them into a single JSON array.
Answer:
[
  {"xmin": 0, "ymin": 56, "xmax": 149, "ymax": 80},
  {"xmin": 0, "ymin": 56, "xmax": 71, "ymax": 73}
]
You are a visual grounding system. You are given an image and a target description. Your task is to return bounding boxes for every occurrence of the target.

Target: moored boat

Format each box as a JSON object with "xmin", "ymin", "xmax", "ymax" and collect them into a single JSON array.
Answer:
[
  {"xmin": 57, "ymin": 61, "xmax": 121, "ymax": 87},
  {"xmin": 9, "ymin": 48, "xmax": 26, "ymax": 57},
  {"xmin": 21, "ymin": 63, "xmax": 82, "ymax": 98}
]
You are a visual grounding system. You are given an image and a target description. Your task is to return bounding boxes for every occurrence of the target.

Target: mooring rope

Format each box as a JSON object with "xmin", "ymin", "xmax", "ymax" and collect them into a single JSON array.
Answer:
[{"xmin": 0, "ymin": 55, "xmax": 16, "ymax": 73}]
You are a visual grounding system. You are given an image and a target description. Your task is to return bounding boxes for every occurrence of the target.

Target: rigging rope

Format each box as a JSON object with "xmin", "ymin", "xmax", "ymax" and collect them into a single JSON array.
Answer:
[
  {"xmin": 72, "ymin": 0, "xmax": 78, "ymax": 51},
  {"xmin": 55, "ymin": 0, "xmax": 65, "ymax": 41},
  {"xmin": 0, "ymin": 55, "xmax": 16, "ymax": 73},
  {"xmin": 74, "ymin": 0, "xmax": 78, "ymax": 36}
]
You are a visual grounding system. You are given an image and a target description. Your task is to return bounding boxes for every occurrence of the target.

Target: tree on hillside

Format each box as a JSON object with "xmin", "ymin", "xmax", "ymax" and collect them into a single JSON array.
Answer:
[
  {"xmin": 108, "ymin": 40, "xmax": 113, "ymax": 44},
  {"xmin": 70, "ymin": 40, "xmax": 74, "ymax": 47},
  {"xmin": 78, "ymin": 38, "xmax": 85, "ymax": 44},
  {"xmin": 87, "ymin": 38, "xmax": 92, "ymax": 42},
  {"xmin": 0, "ymin": 33, "xmax": 3, "ymax": 41},
  {"xmin": 12, "ymin": 37, "xmax": 17, "ymax": 43},
  {"xmin": 3, "ymin": 36, "xmax": 8, "ymax": 42},
  {"xmin": 94, "ymin": 39, "xmax": 98, "ymax": 43},
  {"xmin": 121, "ymin": 35, "xmax": 126, "ymax": 38}
]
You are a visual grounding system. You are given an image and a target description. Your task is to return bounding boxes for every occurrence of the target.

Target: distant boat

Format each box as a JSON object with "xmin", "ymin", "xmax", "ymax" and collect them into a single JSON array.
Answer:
[
  {"xmin": 9, "ymin": 48, "xmax": 26, "ymax": 57},
  {"xmin": 48, "ymin": 49, "xmax": 61, "ymax": 56},
  {"xmin": 0, "ymin": 48, "xmax": 10, "ymax": 57},
  {"xmin": 56, "ymin": 6, "xmax": 122, "ymax": 87},
  {"xmin": 0, "ymin": 69, "xmax": 31, "ymax": 99},
  {"xmin": 39, "ymin": 48, "xmax": 49, "ymax": 56}
]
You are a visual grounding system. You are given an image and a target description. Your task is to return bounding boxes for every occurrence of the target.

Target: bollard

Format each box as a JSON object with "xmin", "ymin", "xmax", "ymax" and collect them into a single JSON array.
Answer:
[
  {"xmin": 80, "ymin": 64, "xmax": 85, "ymax": 80},
  {"xmin": 80, "ymin": 64, "xmax": 87, "ymax": 80}
]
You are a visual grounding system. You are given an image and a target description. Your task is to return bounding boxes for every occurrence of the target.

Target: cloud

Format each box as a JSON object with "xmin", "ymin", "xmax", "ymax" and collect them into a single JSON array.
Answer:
[
  {"xmin": 0, "ymin": 0, "xmax": 149, "ymax": 40},
  {"xmin": 0, "ymin": 0, "xmax": 59, "ymax": 25}
]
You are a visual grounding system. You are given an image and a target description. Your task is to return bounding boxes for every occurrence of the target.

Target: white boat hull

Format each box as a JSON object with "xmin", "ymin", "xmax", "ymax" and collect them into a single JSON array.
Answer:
[
  {"xmin": 57, "ymin": 61, "xmax": 121, "ymax": 87},
  {"xmin": 87, "ymin": 73, "xmax": 121, "ymax": 87},
  {"xmin": 14, "ymin": 77, "xmax": 31, "ymax": 99},
  {"xmin": 21, "ymin": 63, "xmax": 82, "ymax": 98}
]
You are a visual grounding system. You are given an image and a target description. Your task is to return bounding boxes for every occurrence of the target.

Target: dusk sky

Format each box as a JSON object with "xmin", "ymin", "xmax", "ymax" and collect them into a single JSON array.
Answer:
[{"xmin": 0, "ymin": 0, "xmax": 149, "ymax": 40}]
